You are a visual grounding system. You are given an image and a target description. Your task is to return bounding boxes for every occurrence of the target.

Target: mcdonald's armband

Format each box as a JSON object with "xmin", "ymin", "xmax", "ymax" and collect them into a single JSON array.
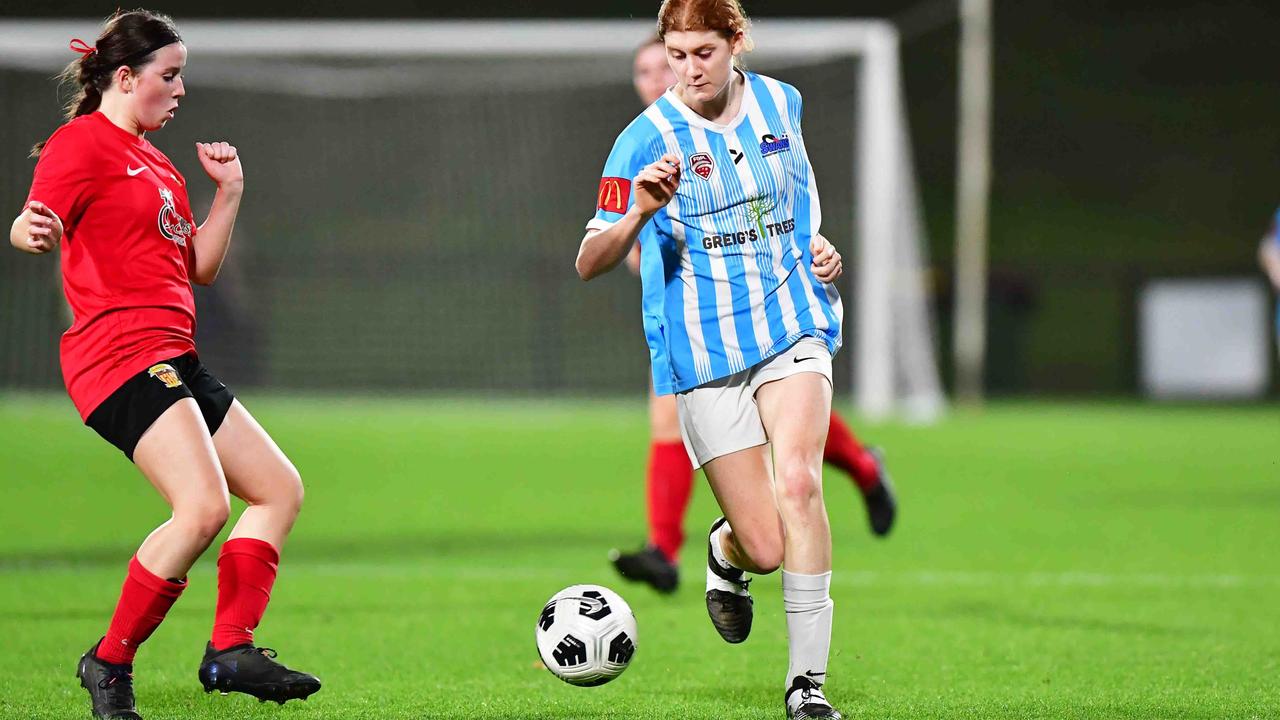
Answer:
[{"xmin": 597, "ymin": 177, "xmax": 631, "ymax": 214}]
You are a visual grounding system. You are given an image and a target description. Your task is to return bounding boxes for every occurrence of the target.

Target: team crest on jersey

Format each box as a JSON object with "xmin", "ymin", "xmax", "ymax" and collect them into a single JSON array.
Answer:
[
  {"xmin": 147, "ymin": 363, "xmax": 183, "ymax": 389},
  {"xmin": 759, "ymin": 134, "xmax": 792, "ymax": 157},
  {"xmin": 689, "ymin": 152, "xmax": 715, "ymax": 180},
  {"xmin": 156, "ymin": 188, "xmax": 193, "ymax": 247}
]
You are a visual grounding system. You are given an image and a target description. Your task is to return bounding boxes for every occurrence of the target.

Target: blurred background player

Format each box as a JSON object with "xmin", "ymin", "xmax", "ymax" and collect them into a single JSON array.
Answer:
[
  {"xmin": 1260, "ymin": 209, "xmax": 1280, "ymax": 359},
  {"xmin": 577, "ymin": 2, "xmax": 851, "ymax": 716},
  {"xmin": 9, "ymin": 11, "xmax": 319, "ymax": 719},
  {"xmin": 610, "ymin": 34, "xmax": 899, "ymax": 597}
]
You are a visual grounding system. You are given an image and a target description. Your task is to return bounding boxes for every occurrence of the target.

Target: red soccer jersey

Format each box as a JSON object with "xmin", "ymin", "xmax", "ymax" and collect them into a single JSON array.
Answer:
[{"xmin": 27, "ymin": 111, "xmax": 199, "ymax": 420}]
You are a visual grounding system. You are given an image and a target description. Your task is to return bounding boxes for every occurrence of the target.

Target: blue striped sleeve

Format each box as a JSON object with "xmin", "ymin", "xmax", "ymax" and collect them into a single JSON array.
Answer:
[
  {"xmin": 590, "ymin": 125, "xmax": 655, "ymax": 227},
  {"xmin": 780, "ymin": 81, "xmax": 804, "ymax": 134}
]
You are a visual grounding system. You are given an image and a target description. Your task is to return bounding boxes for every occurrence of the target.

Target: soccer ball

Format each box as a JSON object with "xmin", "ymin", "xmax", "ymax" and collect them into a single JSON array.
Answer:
[{"xmin": 535, "ymin": 584, "xmax": 638, "ymax": 687}]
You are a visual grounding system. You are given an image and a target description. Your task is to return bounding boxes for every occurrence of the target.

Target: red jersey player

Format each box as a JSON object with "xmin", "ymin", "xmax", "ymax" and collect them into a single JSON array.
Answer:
[
  {"xmin": 9, "ymin": 11, "xmax": 319, "ymax": 718},
  {"xmin": 609, "ymin": 35, "xmax": 899, "ymax": 595}
]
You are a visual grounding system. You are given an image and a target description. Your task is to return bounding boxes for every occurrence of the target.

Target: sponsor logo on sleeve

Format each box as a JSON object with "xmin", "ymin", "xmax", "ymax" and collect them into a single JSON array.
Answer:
[{"xmin": 597, "ymin": 177, "xmax": 631, "ymax": 214}]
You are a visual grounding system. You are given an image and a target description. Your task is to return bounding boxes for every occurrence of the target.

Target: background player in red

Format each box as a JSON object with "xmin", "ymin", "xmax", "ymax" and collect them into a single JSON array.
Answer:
[
  {"xmin": 610, "ymin": 35, "xmax": 899, "ymax": 595},
  {"xmin": 9, "ymin": 11, "xmax": 319, "ymax": 719}
]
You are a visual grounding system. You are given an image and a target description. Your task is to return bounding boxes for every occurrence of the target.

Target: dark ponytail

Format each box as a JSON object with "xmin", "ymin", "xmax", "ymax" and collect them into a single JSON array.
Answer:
[{"xmin": 31, "ymin": 9, "xmax": 182, "ymax": 157}]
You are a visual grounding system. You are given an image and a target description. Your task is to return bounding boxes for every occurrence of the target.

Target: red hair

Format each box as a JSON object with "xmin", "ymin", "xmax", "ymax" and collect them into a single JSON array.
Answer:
[{"xmin": 657, "ymin": 0, "xmax": 754, "ymax": 51}]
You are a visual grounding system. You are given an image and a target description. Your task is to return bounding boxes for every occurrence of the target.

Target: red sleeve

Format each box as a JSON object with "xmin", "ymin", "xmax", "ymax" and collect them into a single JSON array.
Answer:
[{"xmin": 26, "ymin": 126, "xmax": 95, "ymax": 226}]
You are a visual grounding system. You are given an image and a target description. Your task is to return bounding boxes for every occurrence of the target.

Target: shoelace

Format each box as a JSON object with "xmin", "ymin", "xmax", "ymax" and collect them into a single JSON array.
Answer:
[
  {"xmin": 798, "ymin": 684, "xmax": 831, "ymax": 708},
  {"xmin": 97, "ymin": 667, "xmax": 134, "ymax": 706},
  {"xmin": 714, "ymin": 580, "xmax": 752, "ymax": 613},
  {"xmin": 244, "ymin": 646, "xmax": 300, "ymax": 676}
]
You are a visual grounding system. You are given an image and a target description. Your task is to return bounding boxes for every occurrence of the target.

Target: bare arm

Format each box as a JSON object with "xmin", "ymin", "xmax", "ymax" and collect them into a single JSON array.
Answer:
[
  {"xmin": 623, "ymin": 240, "xmax": 642, "ymax": 275},
  {"xmin": 1260, "ymin": 236, "xmax": 1280, "ymax": 291},
  {"xmin": 9, "ymin": 201, "xmax": 62, "ymax": 255},
  {"xmin": 191, "ymin": 142, "xmax": 243, "ymax": 286},
  {"xmin": 575, "ymin": 153, "xmax": 681, "ymax": 281},
  {"xmin": 576, "ymin": 206, "xmax": 655, "ymax": 281}
]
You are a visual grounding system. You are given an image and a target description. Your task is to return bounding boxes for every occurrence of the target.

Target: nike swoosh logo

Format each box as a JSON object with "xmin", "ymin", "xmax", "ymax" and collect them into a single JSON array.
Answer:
[
  {"xmin": 793, "ymin": 357, "xmax": 817, "ymax": 363},
  {"xmin": 126, "ymin": 166, "xmax": 147, "ymax": 176}
]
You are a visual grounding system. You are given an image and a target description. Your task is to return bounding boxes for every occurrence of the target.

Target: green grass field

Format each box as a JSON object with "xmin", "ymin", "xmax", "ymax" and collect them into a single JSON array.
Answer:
[{"xmin": 0, "ymin": 395, "xmax": 1277, "ymax": 719}]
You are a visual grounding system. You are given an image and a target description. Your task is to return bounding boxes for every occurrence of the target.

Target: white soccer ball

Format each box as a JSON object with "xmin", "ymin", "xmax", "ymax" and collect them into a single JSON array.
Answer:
[{"xmin": 535, "ymin": 584, "xmax": 638, "ymax": 687}]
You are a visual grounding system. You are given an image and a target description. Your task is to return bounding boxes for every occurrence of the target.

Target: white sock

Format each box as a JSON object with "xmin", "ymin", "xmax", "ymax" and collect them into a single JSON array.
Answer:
[
  {"xmin": 783, "ymin": 570, "xmax": 834, "ymax": 707},
  {"xmin": 710, "ymin": 521, "xmax": 742, "ymax": 574},
  {"xmin": 706, "ymin": 521, "xmax": 750, "ymax": 597}
]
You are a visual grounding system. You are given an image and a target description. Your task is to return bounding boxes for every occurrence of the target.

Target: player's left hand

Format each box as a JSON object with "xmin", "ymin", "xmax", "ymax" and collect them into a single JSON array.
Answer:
[
  {"xmin": 810, "ymin": 232, "xmax": 842, "ymax": 283},
  {"xmin": 196, "ymin": 142, "xmax": 243, "ymax": 189}
]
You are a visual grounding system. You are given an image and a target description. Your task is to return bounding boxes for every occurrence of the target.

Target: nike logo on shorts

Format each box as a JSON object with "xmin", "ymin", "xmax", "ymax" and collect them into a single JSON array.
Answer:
[{"xmin": 794, "ymin": 356, "xmax": 817, "ymax": 363}]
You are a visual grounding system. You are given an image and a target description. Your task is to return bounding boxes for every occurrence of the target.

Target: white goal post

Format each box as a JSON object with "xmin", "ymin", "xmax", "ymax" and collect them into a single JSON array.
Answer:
[{"xmin": 1, "ymin": 18, "xmax": 944, "ymax": 421}]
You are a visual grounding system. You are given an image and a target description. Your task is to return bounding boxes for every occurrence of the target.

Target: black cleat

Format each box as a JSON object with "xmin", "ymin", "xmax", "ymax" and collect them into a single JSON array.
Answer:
[
  {"xmin": 861, "ymin": 448, "xmax": 897, "ymax": 537},
  {"xmin": 76, "ymin": 640, "xmax": 142, "ymax": 720},
  {"xmin": 705, "ymin": 517, "xmax": 753, "ymax": 643},
  {"xmin": 198, "ymin": 643, "xmax": 320, "ymax": 704},
  {"xmin": 609, "ymin": 544, "xmax": 679, "ymax": 594},
  {"xmin": 786, "ymin": 675, "xmax": 843, "ymax": 720}
]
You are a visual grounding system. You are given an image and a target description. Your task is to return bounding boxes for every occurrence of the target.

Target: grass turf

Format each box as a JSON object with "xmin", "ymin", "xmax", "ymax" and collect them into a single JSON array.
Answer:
[{"xmin": 0, "ymin": 395, "xmax": 1277, "ymax": 719}]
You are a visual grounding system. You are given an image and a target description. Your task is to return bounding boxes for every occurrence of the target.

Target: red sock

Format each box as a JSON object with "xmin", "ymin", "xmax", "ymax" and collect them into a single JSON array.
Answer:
[
  {"xmin": 646, "ymin": 440, "xmax": 695, "ymax": 563},
  {"xmin": 824, "ymin": 411, "xmax": 881, "ymax": 493},
  {"xmin": 211, "ymin": 538, "xmax": 280, "ymax": 651},
  {"xmin": 97, "ymin": 556, "xmax": 186, "ymax": 665}
]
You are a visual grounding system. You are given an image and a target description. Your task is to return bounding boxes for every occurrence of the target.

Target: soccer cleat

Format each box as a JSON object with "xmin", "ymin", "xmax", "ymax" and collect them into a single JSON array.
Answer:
[
  {"xmin": 609, "ymin": 544, "xmax": 679, "ymax": 594},
  {"xmin": 198, "ymin": 643, "xmax": 320, "ymax": 704},
  {"xmin": 705, "ymin": 517, "xmax": 753, "ymax": 643},
  {"xmin": 785, "ymin": 675, "xmax": 843, "ymax": 720},
  {"xmin": 861, "ymin": 447, "xmax": 897, "ymax": 537},
  {"xmin": 76, "ymin": 640, "xmax": 142, "ymax": 720}
]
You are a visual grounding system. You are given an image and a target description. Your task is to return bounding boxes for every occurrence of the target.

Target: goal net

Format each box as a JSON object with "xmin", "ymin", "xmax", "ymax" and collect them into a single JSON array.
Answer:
[{"xmin": 0, "ymin": 19, "xmax": 942, "ymax": 420}]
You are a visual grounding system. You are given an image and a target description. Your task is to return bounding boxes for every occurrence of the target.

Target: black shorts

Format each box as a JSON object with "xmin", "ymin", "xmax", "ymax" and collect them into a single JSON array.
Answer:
[{"xmin": 85, "ymin": 353, "xmax": 235, "ymax": 461}]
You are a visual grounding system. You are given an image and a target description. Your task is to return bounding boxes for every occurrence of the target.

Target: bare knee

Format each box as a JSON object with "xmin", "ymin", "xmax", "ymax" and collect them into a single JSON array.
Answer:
[
  {"xmin": 775, "ymin": 461, "xmax": 823, "ymax": 510},
  {"xmin": 254, "ymin": 465, "xmax": 304, "ymax": 519},
  {"xmin": 175, "ymin": 497, "xmax": 230, "ymax": 543},
  {"xmin": 282, "ymin": 468, "xmax": 305, "ymax": 519}
]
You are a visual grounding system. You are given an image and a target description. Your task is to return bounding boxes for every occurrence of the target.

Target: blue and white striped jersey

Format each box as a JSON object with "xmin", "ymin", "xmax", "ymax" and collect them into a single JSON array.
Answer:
[{"xmin": 588, "ymin": 69, "xmax": 843, "ymax": 395}]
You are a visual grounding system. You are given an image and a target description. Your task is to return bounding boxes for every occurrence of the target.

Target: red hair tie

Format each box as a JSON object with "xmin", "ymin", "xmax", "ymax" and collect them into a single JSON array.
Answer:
[{"xmin": 69, "ymin": 38, "xmax": 96, "ymax": 56}]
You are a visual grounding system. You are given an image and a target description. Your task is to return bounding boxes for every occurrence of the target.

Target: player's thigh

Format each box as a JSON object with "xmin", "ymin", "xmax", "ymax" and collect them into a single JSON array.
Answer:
[
  {"xmin": 133, "ymin": 397, "xmax": 229, "ymax": 512},
  {"xmin": 755, "ymin": 371, "xmax": 831, "ymax": 502},
  {"xmin": 212, "ymin": 400, "xmax": 302, "ymax": 508},
  {"xmin": 753, "ymin": 338, "xmax": 832, "ymax": 466},
  {"xmin": 648, "ymin": 388, "xmax": 681, "ymax": 442},
  {"xmin": 702, "ymin": 443, "xmax": 783, "ymax": 549},
  {"xmin": 756, "ymin": 371, "xmax": 831, "ymax": 460}
]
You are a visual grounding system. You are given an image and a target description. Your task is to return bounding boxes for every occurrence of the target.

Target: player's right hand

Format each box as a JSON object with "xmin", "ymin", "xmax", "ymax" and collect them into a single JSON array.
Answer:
[
  {"xmin": 19, "ymin": 201, "xmax": 63, "ymax": 254},
  {"xmin": 634, "ymin": 153, "xmax": 681, "ymax": 216}
]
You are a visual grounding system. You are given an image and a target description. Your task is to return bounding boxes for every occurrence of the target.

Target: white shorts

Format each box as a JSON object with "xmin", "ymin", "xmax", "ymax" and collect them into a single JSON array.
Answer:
[{"xmin": 675, "ymin": 337, "xmax": 833, "ymax": 469}]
